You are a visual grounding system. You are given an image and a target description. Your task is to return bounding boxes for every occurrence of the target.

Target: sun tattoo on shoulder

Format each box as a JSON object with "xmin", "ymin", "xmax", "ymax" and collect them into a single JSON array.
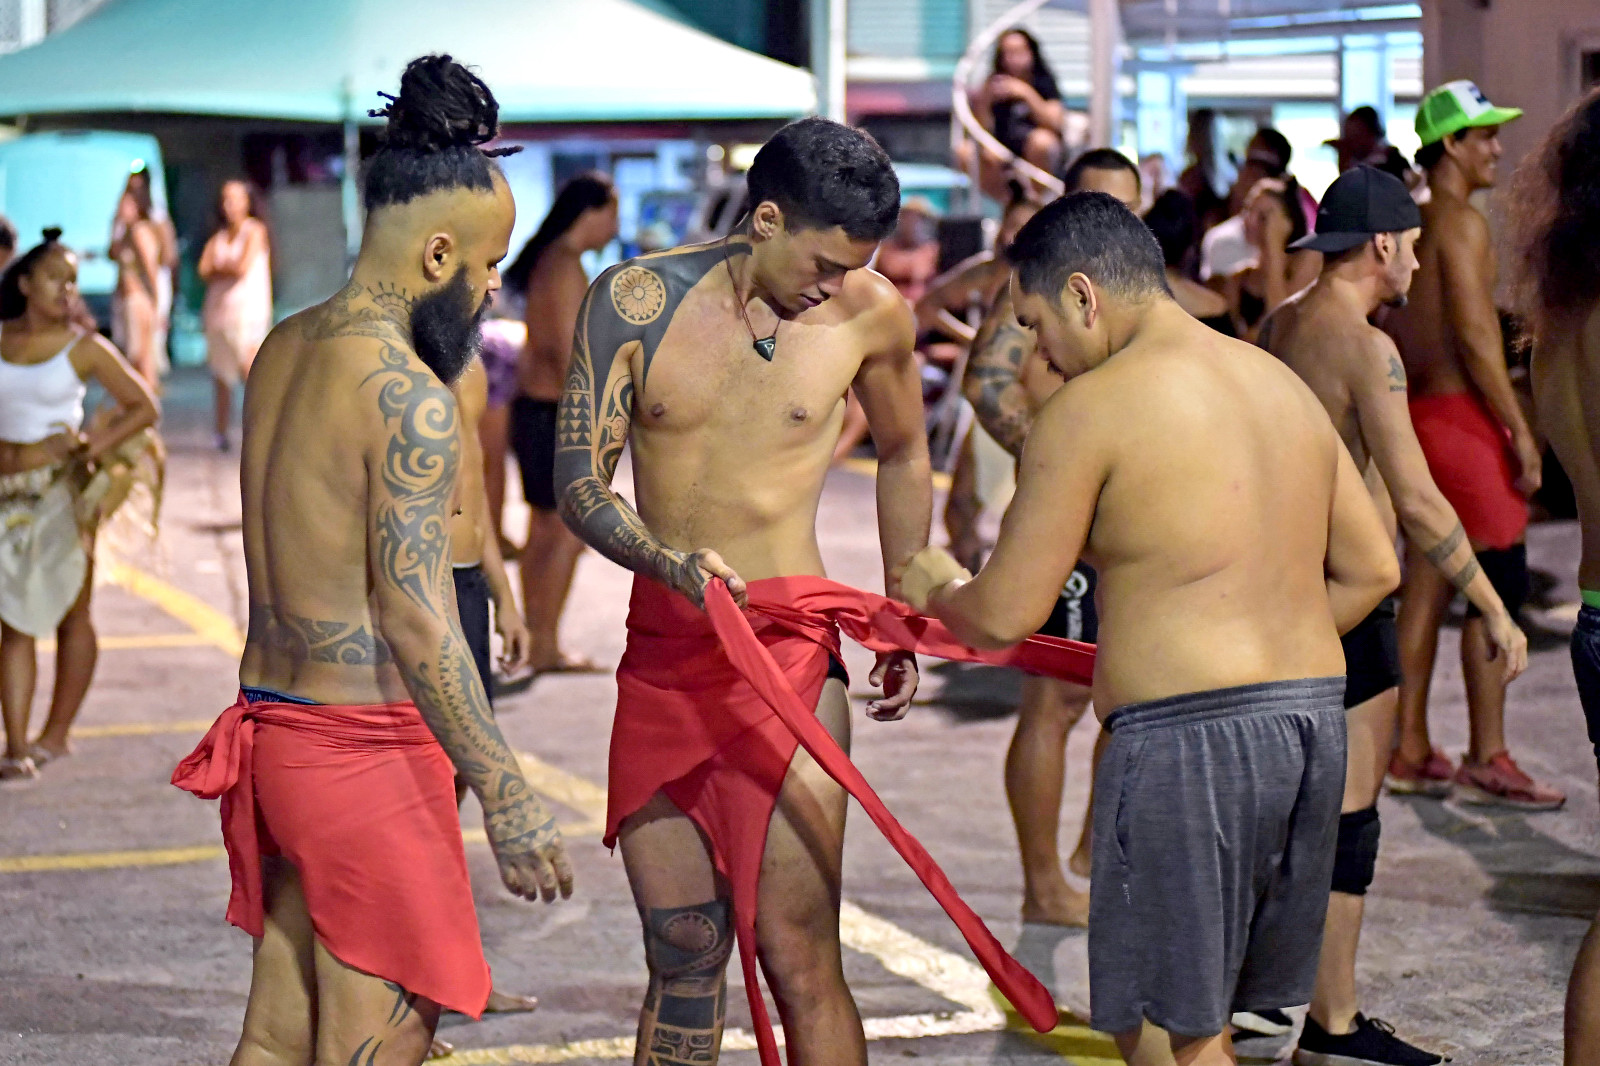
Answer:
[{"xmin": 611, "ymin": 266, "xmax": 667, "ymax": 325}]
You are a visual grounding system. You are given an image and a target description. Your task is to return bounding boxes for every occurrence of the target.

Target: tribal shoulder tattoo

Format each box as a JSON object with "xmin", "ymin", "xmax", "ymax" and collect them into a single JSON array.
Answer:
[
  {"xmin": 554, "ymin": 242, "xmax": 745, "ymax": 606},
  {"xmin": 962, "ymin": 286, "xmax": 1036, "ymax": 458}
]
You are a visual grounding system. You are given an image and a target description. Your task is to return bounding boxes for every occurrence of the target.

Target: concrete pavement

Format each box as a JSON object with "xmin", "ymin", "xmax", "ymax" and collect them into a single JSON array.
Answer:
[{"xmin": 0, "ymin": 370, "xmax": 1592, "ymax": 1065}]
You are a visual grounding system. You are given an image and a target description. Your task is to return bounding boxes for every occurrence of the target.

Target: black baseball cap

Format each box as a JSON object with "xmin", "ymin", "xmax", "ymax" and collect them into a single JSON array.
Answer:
[{"xmin": 1290, "ymin": 165, "xmax": 1421, "ymax": 253}]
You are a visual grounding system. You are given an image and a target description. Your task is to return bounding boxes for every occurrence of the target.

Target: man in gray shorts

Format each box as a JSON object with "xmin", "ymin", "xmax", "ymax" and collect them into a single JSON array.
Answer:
[{"xmin": 901, "ymin": 191, "xmax": 1398, "ymax": 1065}]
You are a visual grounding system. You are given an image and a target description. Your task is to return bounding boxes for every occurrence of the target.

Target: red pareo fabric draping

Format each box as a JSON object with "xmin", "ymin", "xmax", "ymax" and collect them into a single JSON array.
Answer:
[
  {"xmin": 608, "ymin": 574, "xmax": 1096, "ymax": 1064},
  {"xmin": 172, "ymin": 693, "xmax": 491, "ymax": 1017}
]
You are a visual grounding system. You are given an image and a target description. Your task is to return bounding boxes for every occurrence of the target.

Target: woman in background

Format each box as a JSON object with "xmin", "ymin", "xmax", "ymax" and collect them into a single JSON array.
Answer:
[
  {"xmin": 1144, "ymin": 189, "xmax": 1234, "ymax": 335},
  {"xmin": 956, "ymin": 29, "xmax": 1071, "ymax": 201},
  {"xmin": 109, "ymin": 189, "xmax": 161, "ymax": 386},
  {"xmin": 198, "ymin": 179, "xmax": 272, "ymax": 451},
  {"xmin": 1223, "ymin": 176, "xmax": 1321, "ymax": 342},
  {"xmin": 0, "ymin": 229, "xmax": 158, "ymax": 781}
]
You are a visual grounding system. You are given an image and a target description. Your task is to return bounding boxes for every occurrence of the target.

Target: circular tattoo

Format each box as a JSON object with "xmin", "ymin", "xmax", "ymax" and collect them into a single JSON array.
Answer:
[
  {"xmin": 611, "ymin": 266, "xmax": 666, "ymax": 325},
  {"xmin": 662, "ymin": 911, "xmax": 719, "ymax": 955}
]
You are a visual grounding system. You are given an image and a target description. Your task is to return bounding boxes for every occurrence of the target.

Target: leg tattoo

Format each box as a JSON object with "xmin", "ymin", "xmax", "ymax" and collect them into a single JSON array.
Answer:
[
  {"xmin": 384, "ymin": 980, "xmax": 419, "ymax": 1027},
  {"xmin": 639, "ymin": 900, "xmax": 734, "ymax": 1065}
]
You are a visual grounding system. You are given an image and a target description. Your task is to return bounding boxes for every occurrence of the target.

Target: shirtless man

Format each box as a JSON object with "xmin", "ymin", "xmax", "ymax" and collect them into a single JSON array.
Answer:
[
  {"xmin": 1383, "ymin": 82, "xmax": 1563, "ymax": 809},
  {"xmin": 173, "ymin": 57, "xmax": 571, "ymax": 1065},
  {"xmin": 510, "ymin": 174, "xmax": 618, "ymax": 674},
  {"xmin": 1261, "ymin": 165, "xmax": 1526, "ymax": 1066},
  {"xmin": 903, "ymin": 190, "xmax": 1399, "ymax": 1066},
  {"xmin": 555, "ymin": 116, "xmax": 928, "ymax": 1065},
  {"xmin": 959, "ymin": 148, "xmax": 1140, "ymax": 927},
  {"xmin": 1511, "ymin": 84, "xmax": 1600, "ymax": 1065}
]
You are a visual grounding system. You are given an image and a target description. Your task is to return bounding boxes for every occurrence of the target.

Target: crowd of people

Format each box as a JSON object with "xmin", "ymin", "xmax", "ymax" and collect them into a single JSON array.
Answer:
[{"xmin": 3, "ymin": 42, "xmax": 1598, "ymax": 1066}]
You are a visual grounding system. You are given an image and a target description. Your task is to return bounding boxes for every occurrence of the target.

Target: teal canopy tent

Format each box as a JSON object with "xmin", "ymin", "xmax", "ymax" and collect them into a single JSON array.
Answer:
[{"xmin": 0, "ymin": 0, "xmax": 817, "ymax": 122}]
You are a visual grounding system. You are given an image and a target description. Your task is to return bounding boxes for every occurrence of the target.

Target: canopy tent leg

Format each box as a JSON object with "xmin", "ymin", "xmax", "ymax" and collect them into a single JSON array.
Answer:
[
  {"xmin": 1089, "ymin": 0, "xmax": 1123, "ymax": 149},
  {"xmin": 810, "ymin": 0, "xmax": 847, "ymax": 122}
]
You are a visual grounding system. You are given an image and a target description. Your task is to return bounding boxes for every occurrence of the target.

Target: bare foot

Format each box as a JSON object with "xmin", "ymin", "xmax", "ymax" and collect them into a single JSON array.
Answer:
[
  {"xmin": 1021, "ymin": 885, "xmax": 1089, "ymax": 927},
  {"xmin": 483, "ymin": 988, "xmax": 539, "ymax": 1013},
  {"xmin": 1067, "ymin": 845, "xmax": 1091, "ymax": 880},
  {"xmin": 531, "ymin": 651, "xmax": 605, "ymax": 676},
  {"xmin": 427, "ymin": 1035, "xmax": 455, "ymax": 1059}
]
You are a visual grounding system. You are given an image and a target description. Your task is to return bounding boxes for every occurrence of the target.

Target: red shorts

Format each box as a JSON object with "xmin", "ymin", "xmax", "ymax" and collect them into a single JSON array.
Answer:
[{"xmin": 1409, "ymin": 392, "xmax": 1527, "ymax": 550}]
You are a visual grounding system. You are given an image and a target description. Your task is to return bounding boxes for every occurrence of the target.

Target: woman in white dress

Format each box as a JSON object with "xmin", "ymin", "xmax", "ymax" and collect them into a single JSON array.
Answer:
[{"xmin": 199, "ymin": 180, "xmax": 272, "ymax": 450}]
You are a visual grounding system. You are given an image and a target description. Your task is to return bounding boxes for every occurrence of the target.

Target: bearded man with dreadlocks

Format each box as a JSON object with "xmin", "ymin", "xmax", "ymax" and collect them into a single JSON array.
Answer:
[{"xmin": 171, "ymin": 55, "xmax": 572, "ymax": 1065}]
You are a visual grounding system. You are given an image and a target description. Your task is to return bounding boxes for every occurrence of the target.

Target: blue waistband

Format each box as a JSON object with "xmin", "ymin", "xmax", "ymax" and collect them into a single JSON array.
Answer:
[{"xmin": 240, "ymin": 684, "xmax": 322, "ymax": 706}]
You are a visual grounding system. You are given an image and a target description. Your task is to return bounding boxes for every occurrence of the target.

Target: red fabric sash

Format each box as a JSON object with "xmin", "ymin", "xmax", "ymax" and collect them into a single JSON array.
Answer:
[
  {"xmin": 610, "ymin": 575, "xmax": 1095, "ymax": 1063},
  {"xmin": 171, "ymin": 693, "xmax": 491, "ymax": 1017}
]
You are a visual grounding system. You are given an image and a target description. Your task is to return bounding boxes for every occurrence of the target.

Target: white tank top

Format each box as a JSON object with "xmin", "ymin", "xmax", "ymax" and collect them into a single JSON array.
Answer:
[{"xmin": 0, "ymin": 326, "xmax": 87, "ymax": 444}]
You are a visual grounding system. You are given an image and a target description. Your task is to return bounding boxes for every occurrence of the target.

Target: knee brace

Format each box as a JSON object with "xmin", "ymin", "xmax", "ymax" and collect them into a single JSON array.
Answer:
[
  {"xmin": 643, "ymin": 900, "xmax": 734, "ymax": 1024},
  {"xmin": 1330, "ymin": 806, "xmax": 1381, "ymax": 896},
  {"xmin": 1466, "ymin": 544, "xmax": 1528, "ymax": 619}
]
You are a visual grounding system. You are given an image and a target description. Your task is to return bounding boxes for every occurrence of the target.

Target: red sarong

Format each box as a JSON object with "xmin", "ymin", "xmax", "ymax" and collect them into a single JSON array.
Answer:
[
  {"xmin": 1410, "ymin": 391, "xmax": 1528, "ymax": 550},
  {"xmin": 610, "ymin": 575, "xmax": 1096, "ymax": 1063},
  {"xmin": 171, "ymin": 692, "xmax": 491, "ymax": 1017}
]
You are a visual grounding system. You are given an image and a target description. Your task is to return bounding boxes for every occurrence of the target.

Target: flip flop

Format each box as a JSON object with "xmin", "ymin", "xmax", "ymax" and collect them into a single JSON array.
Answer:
[
  {"xmin": 27, "ymin": 744, "xmax": 64, "ymax": 767},
  {"xmin": 0, "ymin": 756, "xmax": 39, "ymax": 785}
]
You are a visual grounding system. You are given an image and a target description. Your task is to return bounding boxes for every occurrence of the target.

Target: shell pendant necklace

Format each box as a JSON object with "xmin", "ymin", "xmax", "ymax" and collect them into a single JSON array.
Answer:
[{"xmin": 724, "ymin": 241, "xmax": 780, "ymax": 361}]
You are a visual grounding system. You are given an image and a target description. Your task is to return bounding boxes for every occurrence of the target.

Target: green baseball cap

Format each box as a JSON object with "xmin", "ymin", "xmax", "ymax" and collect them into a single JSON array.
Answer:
[{"xmin": 1416, "ymin": 80, "xmax": 1523, "ymax": 147}]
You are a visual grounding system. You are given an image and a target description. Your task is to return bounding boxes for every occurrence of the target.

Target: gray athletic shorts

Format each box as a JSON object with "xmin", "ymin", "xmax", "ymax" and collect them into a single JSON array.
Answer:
[{"xmin": 1088, "ymin": 676, "xmax": 1346, "ymax": 1037}]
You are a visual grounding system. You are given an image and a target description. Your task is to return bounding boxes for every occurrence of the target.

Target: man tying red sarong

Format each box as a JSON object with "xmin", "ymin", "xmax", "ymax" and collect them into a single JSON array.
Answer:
[
  {"xmin": 172, "ymin": 57, "xmax": 572, "ymax": 1066},
  {"xmin": 555, "ymin": 117, "xmax": 1064, "ymax": 1066}
]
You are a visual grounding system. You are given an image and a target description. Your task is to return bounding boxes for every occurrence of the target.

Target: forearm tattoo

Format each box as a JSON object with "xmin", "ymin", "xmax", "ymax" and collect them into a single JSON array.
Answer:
[
  {"xmin": 554, "ymin": 244, "xmax": 745, "ymax": 606},
  {"xmin": 1423, "ymin": 521, "xmax": 1482, "ymax": 593},
  {"xmin": 365, "ymin": 342, "xmax": 553, "ymax": 842},
  {"xmin": 963, "ymin": 289, "xmax": 1035, "ymax": 458}
]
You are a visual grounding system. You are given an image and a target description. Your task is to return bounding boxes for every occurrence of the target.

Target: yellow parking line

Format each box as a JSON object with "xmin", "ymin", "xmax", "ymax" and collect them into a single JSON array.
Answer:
[
  {"xmin": 38, "ymin": 632, "xmax": 215, "ymax": 652},
  {"xmin": 71, "ymin": 720, "xmax": 215, "ymax": 738},
  {"xmin": 0, "ymin": 845, "xmax": 225, "ymax": 874},
  {"xmin": 103, "ymin": 559, "xmax": 245, "ymax": 658}
]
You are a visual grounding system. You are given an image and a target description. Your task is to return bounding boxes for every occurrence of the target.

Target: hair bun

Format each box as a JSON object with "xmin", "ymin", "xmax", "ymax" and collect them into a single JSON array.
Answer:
[
  {"xmin": 370, "ymin": 54, "xmax": 502, "ymax": 154},
  {"xmin": 41, "ymin": 226, "xmax": 62, "ymax": 242}
]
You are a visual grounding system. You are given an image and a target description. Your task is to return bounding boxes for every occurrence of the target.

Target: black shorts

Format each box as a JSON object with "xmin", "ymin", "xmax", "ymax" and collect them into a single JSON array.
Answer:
[
  {"xmin": 1340, "ymin": 598, "xmax": 1400, "ymax": 708},
  {"xmin": 1571, "ymin": 604, "xmax": 1600, "ymax": 778},
  {"xmin": 453, "ymin": 564, "xmax": 494, "ymax": 708},
  {"xmin": 510, "ymin": 395, "xmax": 560, "ymax": 512},
  {"xmin": 1038, "ymin": 562, "xmax": 1099, "ymax": 643}
]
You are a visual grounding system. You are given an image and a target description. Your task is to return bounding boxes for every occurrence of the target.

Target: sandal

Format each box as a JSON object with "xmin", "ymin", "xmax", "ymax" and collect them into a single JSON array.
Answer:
[{"xmin": 0, "ymin": 755, "xmax": 40, "ymax": 784}]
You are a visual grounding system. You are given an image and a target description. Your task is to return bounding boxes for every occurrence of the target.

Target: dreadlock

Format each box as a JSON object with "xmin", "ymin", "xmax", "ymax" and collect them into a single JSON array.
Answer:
[{"xmin": 363, "ymin": 54, "xmax": 522, "ymax": 211}]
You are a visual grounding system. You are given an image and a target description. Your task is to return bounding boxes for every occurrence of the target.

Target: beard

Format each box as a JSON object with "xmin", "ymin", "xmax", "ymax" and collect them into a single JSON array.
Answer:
[
  {"xmin": 410, "ymin": 267, "xmax": 489, "ymax": 386},
  {"xmin": 1383, "ymin": 293, "xmax": 1409, "ymax": 310}
]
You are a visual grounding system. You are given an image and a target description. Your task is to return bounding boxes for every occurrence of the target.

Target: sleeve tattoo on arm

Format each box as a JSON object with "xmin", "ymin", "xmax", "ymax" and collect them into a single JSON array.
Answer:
[
  {"xmin": 965, "ymin": 301, "xmax": 1036, "ymax": 458},
  {"xmin": 1422, "ymin": 521, "xmax": 1482, "ymax": 593},
  {"xmin": 366, "ymin": 344, "xmax": 554, "ymax": 844},
  {"xmin": 554, "ymin": 258, "xmax": 717, "ymax": 604}
]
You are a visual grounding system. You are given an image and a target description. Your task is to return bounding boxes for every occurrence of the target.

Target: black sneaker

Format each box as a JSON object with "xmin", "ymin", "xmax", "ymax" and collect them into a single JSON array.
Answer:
[
  {"xmin": 1231, "ymin": 1007, "xmax": 1294, "ymax": 1037},
  {"xmin": 1293, "ymin": 1013, "xmax": 1445, "ymax": 1066}
]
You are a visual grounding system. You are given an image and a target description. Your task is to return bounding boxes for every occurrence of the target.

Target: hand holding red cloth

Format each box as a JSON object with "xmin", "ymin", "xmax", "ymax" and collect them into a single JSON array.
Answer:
[{"xmin": 609, "ymin": 574, "xmax": 1094, "ymax": 1063}]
